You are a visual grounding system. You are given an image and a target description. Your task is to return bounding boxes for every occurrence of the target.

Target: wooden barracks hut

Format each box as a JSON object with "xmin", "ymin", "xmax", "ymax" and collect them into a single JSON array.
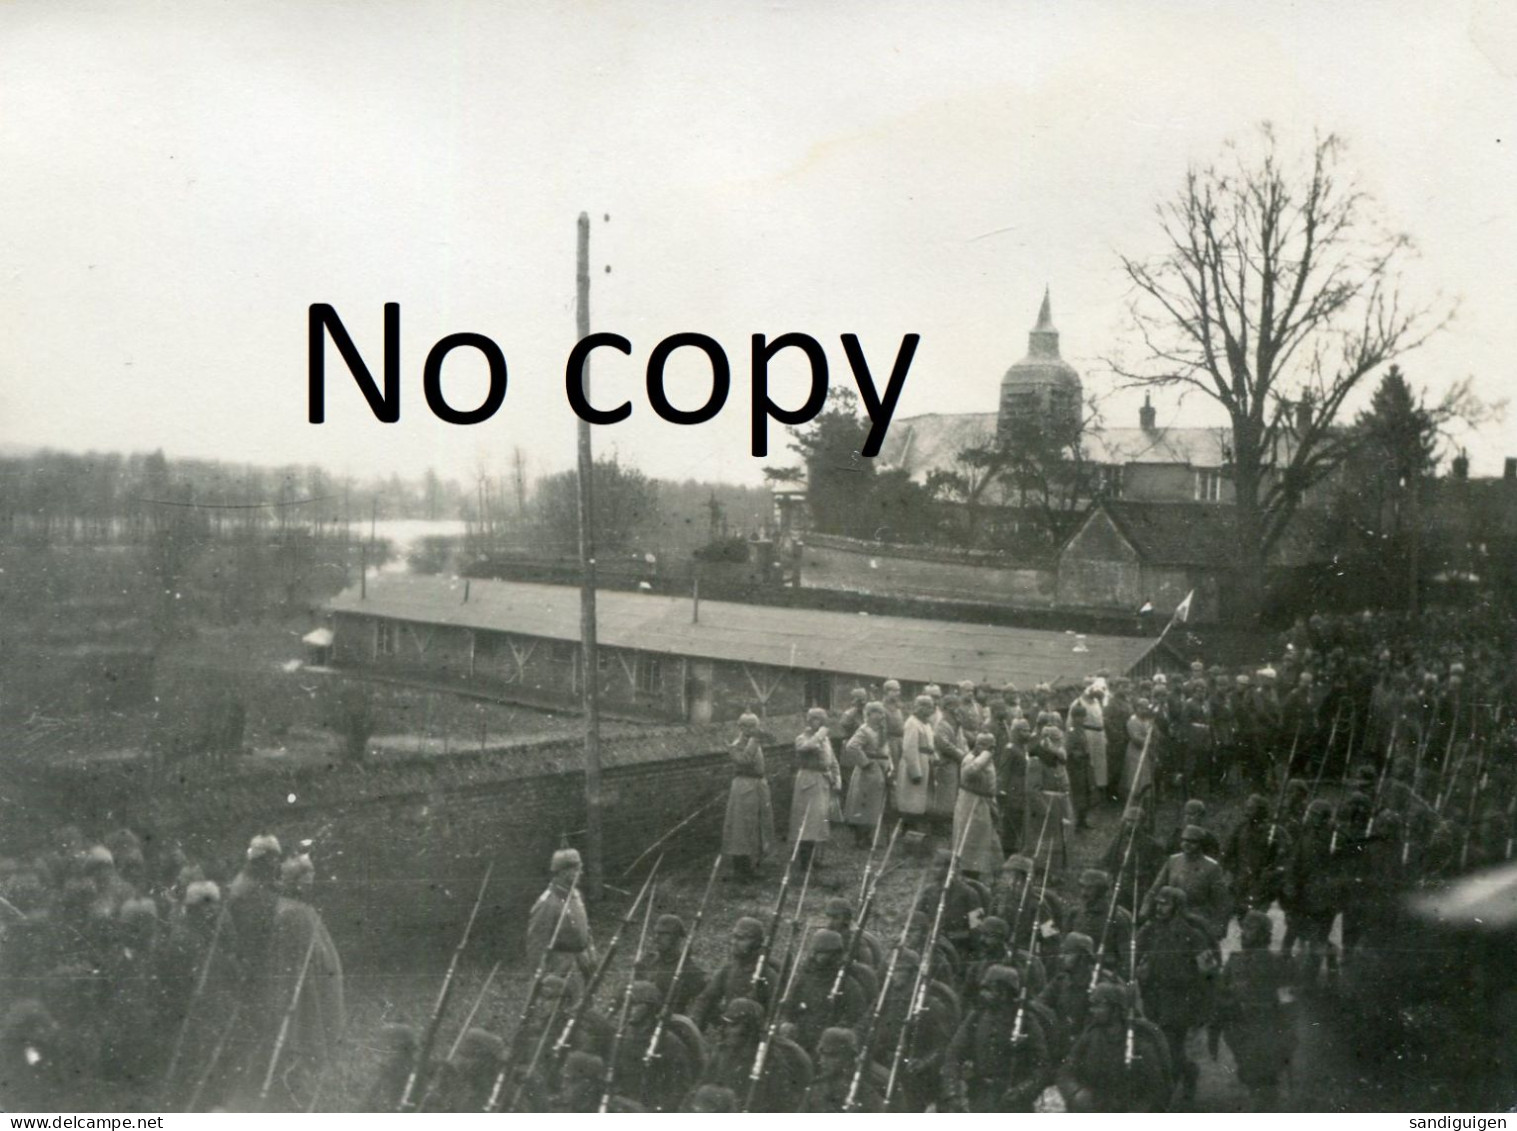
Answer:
[{"xmin": 322, "ymin": 576, "xmax": 1174, "ymax": 724}]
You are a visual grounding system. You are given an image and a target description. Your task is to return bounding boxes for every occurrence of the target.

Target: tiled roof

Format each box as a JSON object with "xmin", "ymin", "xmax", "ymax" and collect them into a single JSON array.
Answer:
[
  {"xmin": 325, "ymin": 576, "xmax": 1162, "ymax": 688},
  {"xmin": 877, "ymin": 413, "xmax": 1239, "ymax": 479},
  {"xmin": 1099, "ymin": 502, "xmax": 1240, "ymax": 568},
  {"xmin": 1078, "ymin": 501, "xmax": 1346, "ymax": 569}
]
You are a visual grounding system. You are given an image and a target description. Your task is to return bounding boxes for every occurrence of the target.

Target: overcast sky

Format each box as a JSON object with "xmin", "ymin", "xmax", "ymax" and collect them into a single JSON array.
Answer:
[{"xmin": 3, "ymin": 0, "xmax": 1515, "ymax": 490}]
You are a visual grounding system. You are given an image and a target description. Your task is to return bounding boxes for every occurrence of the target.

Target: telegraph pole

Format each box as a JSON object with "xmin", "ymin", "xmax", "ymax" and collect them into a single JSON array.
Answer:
[{"xmin": 576, "ymin": 211, "xmax": 605, "ymax": 899}]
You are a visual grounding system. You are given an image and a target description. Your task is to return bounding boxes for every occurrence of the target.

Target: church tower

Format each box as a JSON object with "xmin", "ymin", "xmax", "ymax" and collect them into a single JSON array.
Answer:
[{"xmin": 997, "ymin": 289, "xmax": 1083, "ymax": 446}]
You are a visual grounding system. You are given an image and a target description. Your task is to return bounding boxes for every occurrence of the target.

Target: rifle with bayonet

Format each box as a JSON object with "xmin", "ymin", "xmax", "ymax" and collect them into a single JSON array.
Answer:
[
  {"xmin": 1266, "ymin": 721, "xmax": 1306, "ymax": 847},
  {"xmin": 1091, "ymin": 810, "xmax": 1135, "ymax": 992},
  {"xmin": 258, "ymin": 930, "xmax": 321, "ymax": 1108},
  {"xmin": 398, "ymin": 862, "xmax": 494, "ymax": 1110},
  {"xmin": 484, "ymin": 868, "xmax": 581, "ymax": 1111},
  {"xmin": 828, "ymin": 821, "xmax": 900, "ymax": 1022},
  {"xmin": 1363, "ymin": 719, "xmax": 1403, "ymax": 840},
  {"xmin": 843, "ymin": 865, "xmax": 929, "ymax": 1112},
  {"xmin": 641, "ymin": 853, "xmax": 721, "ymax": 1076},
  {"xmin": 741, "ymin": 923, "xmax": 812, "ymax": 1112},
  {"xmin": 747, "ymin": 834, "xmax": 804, "ymax": 1000},
  {"xmin": 550, "ymin": 857, "xmax": 661, "ymax": 1062},
  {"xmin": 597, "ymin": 882, "xmax": 657, "ymax": 1112},
  {"xmin": 1010, "ymin": 831, "xmax": 1057, "ymax": 1047},
  {"xmin": 770, "ymin": 850, "xmax": 815, "ymax": 1020},
  {"xmin": 161, "ymin": 906, "xmax": 227, "ymax": 1097},
  {"xmin": 1125, "ymin": 829, "xmax": 1143, "ymax": 1070},
  {"xmin": 857, "ymin": 810, "xmax": 887, "ymax": 904},
  {"xmin": 883, "ymin": 820, "xmax": 971, "ymax": 1109},
  {"xmin": 446, "ymin": 961, "xmax": 501, "ymax": 1060},
  {"xmin": 183, "ymin": 1004, "xmax": 240, "ymax": 1113}
]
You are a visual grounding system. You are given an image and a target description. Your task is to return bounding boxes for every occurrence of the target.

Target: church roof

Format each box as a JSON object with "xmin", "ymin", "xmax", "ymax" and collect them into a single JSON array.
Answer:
[
  {"xmin": 876, "ymin": 412, "xmax": 999, "ymax": 476},
  {"xmin": 877, "ymin": 413, "xmax": 1234, "ymax": 478}
]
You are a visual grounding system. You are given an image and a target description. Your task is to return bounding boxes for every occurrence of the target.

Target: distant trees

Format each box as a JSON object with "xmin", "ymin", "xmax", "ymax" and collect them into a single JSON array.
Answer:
[
  {"xmin": 1114, "ymin": 125, "xmax": 1450, "ymax": 623},
  {"xmin": 535, "ymin": 458, "xmax": 659, "ymax": 553},
  {"xmin": 766, "ymin": 388, "xmax": 936, "ymax": 543},
  {"xmin": 1341, "ymin": 366, "xmax": 1502, "ymax": 610}
]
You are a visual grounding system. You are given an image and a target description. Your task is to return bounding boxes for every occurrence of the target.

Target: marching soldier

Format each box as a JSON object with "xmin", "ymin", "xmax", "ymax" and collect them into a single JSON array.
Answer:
[
  {"xmin": 801, "ymin": 1028, "xmax": 881, "ymax": 1112},
  {"xmin": 823, "ymin": 897, "xmax": 884, "ymax": 971},
  {"xmin": 224, "ymin": 834, "xmax": 345, "ymax": 1111},
  {"xmin": 915, "ymin": 848, "xmax": 986, "ymax": 953},
  {"xmin": 1142, "ymin": 826, "xmax": 1231, "ymax": 942},
  {"xmin": 635, "ymin": 913, "xmax": 709, "ymax": 1015},
  {"xmin": 609, "ymin": 980, "xmax": 705, "ymax": 1111},
  {"xmin": 990, "ymin": 854, "xmax": 1061, "ymax": 957},
  {"xmin": 1223, "ymin": 794, "xmax": 1283, "ymax": 920},
  {"xmin": 941, "ymin": 964, "xmax": 1051, "ymax": 1112},
  {"xmin": 872, "ymin": 947, "xmax": 960, "ymax": 1111},
  {"xmin": 1135, "ymin": 886, "xmax": 1217, "ymax": 1105},
  {"xmin": 904, "ymin": 910, "xmax": 962, "ymax": 986},
  {"xmin": 781, "ymin": 929, "xmax": 868, "ymax": 1051},
  {"xmin": 1164, "ymin": 799, "xmax": 1222, "ymax": 857},
  {"xmin": 1215, "ymin": 910, "xmax": 1294, "ymax": 1111},
  {"xmin": 1064, "ymin": 868, "xmax": 1131, "ymax": 977},
  {"xmin": 427, "ymin": 1028, "xmax": 504, "ymax": 1112},
  {"xmin": 362, "ymin": 1023, "xmax": 418, "ymax": 1112},
  {"xmin": 550, "ymin": 1051, "xmax": 643, "ymax": 1113},
  {"xmin": 1038, "ymin": 931, "xmax": 1120, "ymax": 1036},
  {"xmin": 699, "ymin": 997, "xmax": 811, "ymax": 1112},
  {"xmin": 1056, "ymin": 983, "xmax": 1171, "ymax": 1113},
  {"xmin": 690, "ymin": 917, "xmax": 781, "ymax": 1029}
]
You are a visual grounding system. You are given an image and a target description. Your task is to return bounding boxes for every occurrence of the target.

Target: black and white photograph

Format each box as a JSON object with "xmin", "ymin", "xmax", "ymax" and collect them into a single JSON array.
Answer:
[{"xmin": 3, "ymin": 0, "xmax": 1517, "ymax": 1116}]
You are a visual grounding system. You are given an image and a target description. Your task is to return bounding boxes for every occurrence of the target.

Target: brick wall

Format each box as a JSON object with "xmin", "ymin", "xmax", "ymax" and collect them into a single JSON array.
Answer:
[{"xmin": 20, "ymin": 716, "xmax": 807, "ymax": 966}]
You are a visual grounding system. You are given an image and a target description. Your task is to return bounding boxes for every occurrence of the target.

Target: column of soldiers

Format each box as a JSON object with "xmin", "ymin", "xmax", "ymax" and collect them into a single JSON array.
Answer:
[
  {"xmin": 347, "ymin": 609, "xmax": 1510, "ymax": 1113},
  {"xmin": 2, "ymin": 610, "xmax": 1512, "ymax": 1111},
  {"xmin": 0, "ymin": 831, "xmax": 344, "ymax": 1111}
]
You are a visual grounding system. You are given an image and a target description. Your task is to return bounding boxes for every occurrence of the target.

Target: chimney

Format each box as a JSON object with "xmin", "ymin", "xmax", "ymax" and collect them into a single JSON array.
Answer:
[
  {"xmin": 1296, "ymin": 393, "xmax": 1313, "ymax": 434},
  {"xmin": 1139, "ymin": 393, "xmax": 1156, "ymax": 431},
  {"xmin": 1451, "ymin": 451, "xmax": 1469, "ymax": 480},
  {"xmin": 1505, "ymin": 457, "xmax": 1516, "ymax": 482}
]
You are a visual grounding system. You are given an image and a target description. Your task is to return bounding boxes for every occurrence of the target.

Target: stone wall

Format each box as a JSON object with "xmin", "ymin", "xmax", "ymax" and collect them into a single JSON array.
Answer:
[{"xmin": 797, "ymin": 534, "xmax": 1056, "ymax": 608}]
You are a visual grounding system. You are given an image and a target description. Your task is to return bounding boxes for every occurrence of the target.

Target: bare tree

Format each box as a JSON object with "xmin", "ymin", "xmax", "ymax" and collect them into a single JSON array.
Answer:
[
  {"xmin": 929, "ymin": 395, "xmax": 1106, "ymax": 548},
  {"xmin": 1113, "ymin": 125, "xmax": 1450, "ymax": 621}
]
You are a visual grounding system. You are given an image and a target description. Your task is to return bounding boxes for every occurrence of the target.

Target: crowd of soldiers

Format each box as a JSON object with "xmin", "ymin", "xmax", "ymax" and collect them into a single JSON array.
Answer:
[
  {"xmin": 2, "ymin": 608, "xmax": 1513, "ymax": 1112},
  {"xmin": 0, "ymin": 831, "xmax": 343, "ymax": 1110}
]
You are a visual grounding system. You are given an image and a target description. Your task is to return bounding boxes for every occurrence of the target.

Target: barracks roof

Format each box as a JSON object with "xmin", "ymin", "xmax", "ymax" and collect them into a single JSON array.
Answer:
[{"xmin": 325, "ymin": 576, "xmax": 1165, "ymax": 687}]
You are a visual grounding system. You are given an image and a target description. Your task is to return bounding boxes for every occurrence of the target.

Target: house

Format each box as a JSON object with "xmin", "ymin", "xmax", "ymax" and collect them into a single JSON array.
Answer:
[
  {"xmin": 875, "ymin": 291, "xmax": 1310, "ymax": 508},
  {"xmin": 321, "ymin": 575, "xmax": 1175, "ymax": 724},
  {"xmin": 1057, "ymin": 500, "xmax": 1352, "ymax": 623}
]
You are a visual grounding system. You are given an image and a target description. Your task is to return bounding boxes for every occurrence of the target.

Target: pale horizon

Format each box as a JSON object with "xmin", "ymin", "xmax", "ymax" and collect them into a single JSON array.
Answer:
[{"xmin": 5, "ymin": 1, "xmax": 1516, "ymax": 491}]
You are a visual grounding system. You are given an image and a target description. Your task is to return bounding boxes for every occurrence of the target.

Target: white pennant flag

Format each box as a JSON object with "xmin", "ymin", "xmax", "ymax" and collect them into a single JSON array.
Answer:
[{"xmin": 1173, "ymin": 589, "xmax": 1194, "ymax": 624}]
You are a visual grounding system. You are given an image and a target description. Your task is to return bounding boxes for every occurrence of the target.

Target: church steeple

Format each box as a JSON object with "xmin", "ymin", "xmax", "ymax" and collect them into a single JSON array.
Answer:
[
  {"xmin": 998, "ymin": 286, "xmax": 1082, "ymax": 446},
  {"xmin": 1029, "ymin": 287, "xmax": 1059, "ymax": 359}
]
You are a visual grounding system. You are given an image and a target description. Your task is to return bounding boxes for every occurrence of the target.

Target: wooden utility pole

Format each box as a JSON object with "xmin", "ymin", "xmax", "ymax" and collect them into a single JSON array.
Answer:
[{"xmin": 576, "ymin": 211, "xmax": 605, "ymax": 899}]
